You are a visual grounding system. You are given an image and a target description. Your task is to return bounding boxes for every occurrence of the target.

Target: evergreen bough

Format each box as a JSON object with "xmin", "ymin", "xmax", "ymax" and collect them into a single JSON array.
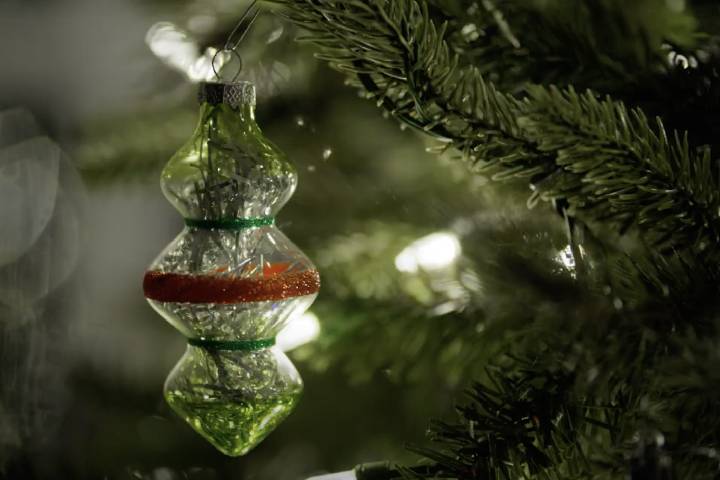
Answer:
[{"xmin": 269, "ymin": 0, "xmax": 720, "ymax": 478}]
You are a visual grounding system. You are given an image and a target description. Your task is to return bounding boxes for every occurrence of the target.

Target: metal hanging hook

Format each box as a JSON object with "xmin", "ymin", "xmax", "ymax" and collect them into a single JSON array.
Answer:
[
  {"xmin": 224, "ymin": 0, "xmax": 261, "ymax": 52},
  {"xmin": 211, "ymin": 0, "xmax": 261, "ymax": 83},
  {"xmin": 211, "ymin": 49, "xmax": 244, "ymax": 83}
]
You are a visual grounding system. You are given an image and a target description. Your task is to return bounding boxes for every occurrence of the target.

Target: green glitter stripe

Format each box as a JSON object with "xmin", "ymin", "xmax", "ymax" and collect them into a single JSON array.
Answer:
[
  {"xmin": 184, "ymin": 217, "xmax": 275, "ymax": 230},
  {"xmin": 188, "ymin": 337, "xmax": 276, "ymax": 351}
]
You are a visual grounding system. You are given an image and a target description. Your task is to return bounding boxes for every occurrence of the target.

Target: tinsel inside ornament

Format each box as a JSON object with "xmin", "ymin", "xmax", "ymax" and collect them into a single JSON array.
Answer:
[
  {"xmin": 143, "ymin": 81, "xmax": 319, "ymax": 456},
  {"xmin": 164, "ymin": 345, "xmax": 303, "ymax": 456}
]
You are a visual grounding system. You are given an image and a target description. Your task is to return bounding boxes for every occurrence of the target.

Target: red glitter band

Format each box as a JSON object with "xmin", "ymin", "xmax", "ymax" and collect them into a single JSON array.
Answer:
[{"xmin": 143, "ymin": 269, "xmax": 320, "ymax": 304}]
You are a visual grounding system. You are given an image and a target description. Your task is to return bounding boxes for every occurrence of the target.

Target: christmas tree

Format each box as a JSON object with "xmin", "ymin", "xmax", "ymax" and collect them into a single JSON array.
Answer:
[
  {"xmin": 2, "ymin": 0, "xmax": 720, "ymax": 479},
  {"xmin": 262, "ymin": 1, "xmax": 720, "ymax": 478}
]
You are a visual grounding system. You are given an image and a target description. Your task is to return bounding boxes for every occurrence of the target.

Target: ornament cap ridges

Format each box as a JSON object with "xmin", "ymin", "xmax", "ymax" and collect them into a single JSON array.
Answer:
[{"xmin": 198, "ymin": 81, "xmax": 256, "ymax": 108}]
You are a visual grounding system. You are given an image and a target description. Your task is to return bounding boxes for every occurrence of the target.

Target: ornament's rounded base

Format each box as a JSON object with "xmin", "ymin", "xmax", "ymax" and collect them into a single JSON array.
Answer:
[{"xmin": 164, "ymin": 345, "xmax": 303, "ymax": 456}]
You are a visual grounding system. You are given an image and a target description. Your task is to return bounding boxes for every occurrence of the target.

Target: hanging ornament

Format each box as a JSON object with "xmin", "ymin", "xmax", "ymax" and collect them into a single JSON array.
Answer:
[{"xmin": 142, "ymin": 6, "xmax": 319, "ymax": 455}]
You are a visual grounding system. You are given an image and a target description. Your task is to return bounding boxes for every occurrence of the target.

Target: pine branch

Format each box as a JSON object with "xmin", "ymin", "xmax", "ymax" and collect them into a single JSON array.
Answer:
[
  {"xmin": 306, "ymin": 210, "xmax": 588, "ymax": 386},
  {"xmin": 430, "ymin": 0, "xmax": 696, "ymax": 89},
  {"xmin": 428, "ymin": 0, "xmax": 720, "ymax": 150},
  {"xmin": 399, "ymin": 362, "xmax": 629, "ymax": 480},
  {"xmin": 392, "ymin": 315, "xmax": 720, "ymax": 480},
  {"xmin": 521, "ymin": 85, "xmax": 720, "ymax": 250},
  {"xmin": 271, "ymin": 0, "xmax": 720, "ymax": 277},
  {"xmin": 270, "ymin": 2, "xmax": 720, "ymax": 478}
]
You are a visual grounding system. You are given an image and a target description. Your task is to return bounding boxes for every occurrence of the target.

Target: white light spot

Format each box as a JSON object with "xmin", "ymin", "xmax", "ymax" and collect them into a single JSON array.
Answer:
[
  {"xmin": 295, "ymin": 116, "xmax": 306, "ymax": 127},
  {"xmin": 267, "ymin": 26, "xmax": 284, "ymax": 44},
  {"xmin": 277, "ymin": 312, "xmax": 321, "ymax": 351},
  {"xmin": 555, "ymin": 245, "xmax": 576, "ymax": 277},
  {"xmin": 146, "ymin": 22, "xmax": 226, "ymax": 82},
  {"xmin": 322, "ymin": 148, "xmax": 333, "ymax": 160},
  {"xmin": 461, "ymin": 23, "xmax": 480, "ymax": 41},
  {"xmin": 675, "ymin": 54, "xmax": 689, "ymax": 69},
  {"xmin": 306, "ymin": 471, "xmax": 357, "ymax": 480},
  {"xmin": 395, "ymin": 232, "xmax": 462, "ymax": 273},
  {"xmin": 613, "ymin": 297, "xmax": 624, "ymax": 310},
  {"xmin": 146, "ymin": 22, "xmax": 197, "ymax": 70}
]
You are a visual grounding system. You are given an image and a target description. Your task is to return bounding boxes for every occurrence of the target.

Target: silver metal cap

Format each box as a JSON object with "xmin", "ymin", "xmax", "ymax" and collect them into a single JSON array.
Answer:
[{"xmin": 198, "ymin": 81, "xmax": 256, "ymax": 108}]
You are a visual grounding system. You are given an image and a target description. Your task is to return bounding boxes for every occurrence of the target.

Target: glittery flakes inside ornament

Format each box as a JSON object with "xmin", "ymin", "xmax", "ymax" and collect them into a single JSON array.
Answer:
[
  {"xmin": 165, "ymin": 389, "xmax": 300, "ymax": 456},
  {"xmin": 164, "ymin": 346, "xmax": 303, "ymax": 456}
]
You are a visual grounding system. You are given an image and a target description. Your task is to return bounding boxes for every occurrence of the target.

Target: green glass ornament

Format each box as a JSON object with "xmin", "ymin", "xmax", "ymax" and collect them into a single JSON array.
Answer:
[
  {"xmin": 164, "ymin": 345, "xmax": 302, "ymax": 457},
  {"xmin": 143, "ymin": 81, "xmax": 320, "ymax": 456}
]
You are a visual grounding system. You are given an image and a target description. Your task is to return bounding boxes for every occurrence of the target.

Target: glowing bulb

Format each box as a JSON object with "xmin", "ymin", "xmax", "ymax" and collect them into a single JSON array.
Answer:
[
  {"xmin": 555, "ymin": 245, "xmax": 577, "ymax": 278},
  {"xmin": 187, "ymin": 48, "xmax": 217, "ymax": 82},
  {"xmin": 394, "ymin": 232, "xmax": 461, "ymax": 273},
  {"xmin": 146, "ymin": 22, "xmax": 222, "ymax": 82},
  {"xmin": 277, "ymin": 311, "xmax": 321, "ymax": 352},
  {"xmin": 461, "ymin": 23, "xmax": 479, "ymax": 41},
  {"xmin": 146, "ymin": 22, "xmax": 197, "ymax": 70}
]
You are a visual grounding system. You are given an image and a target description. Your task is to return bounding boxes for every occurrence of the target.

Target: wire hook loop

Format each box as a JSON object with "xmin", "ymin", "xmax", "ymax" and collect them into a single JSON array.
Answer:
[{"xmin": 212, "ymin": 0, "xmax": 261, "ymax": 82}]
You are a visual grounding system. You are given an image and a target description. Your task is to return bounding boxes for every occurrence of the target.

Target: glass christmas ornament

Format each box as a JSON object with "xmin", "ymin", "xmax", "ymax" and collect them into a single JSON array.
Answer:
[
  {"xmin": 143, "ymin": 81, "xmax": 320, "ymax": 456},
  {"xmin": 164, "ymin": 345, "xmax": 303, "ymax": 457}
]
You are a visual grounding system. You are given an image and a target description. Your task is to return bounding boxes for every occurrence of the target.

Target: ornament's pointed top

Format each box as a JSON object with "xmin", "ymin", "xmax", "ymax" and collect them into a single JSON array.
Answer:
[{"xmin": 198, "ymin": 81, "xmax": 255, "ymax": 108}]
